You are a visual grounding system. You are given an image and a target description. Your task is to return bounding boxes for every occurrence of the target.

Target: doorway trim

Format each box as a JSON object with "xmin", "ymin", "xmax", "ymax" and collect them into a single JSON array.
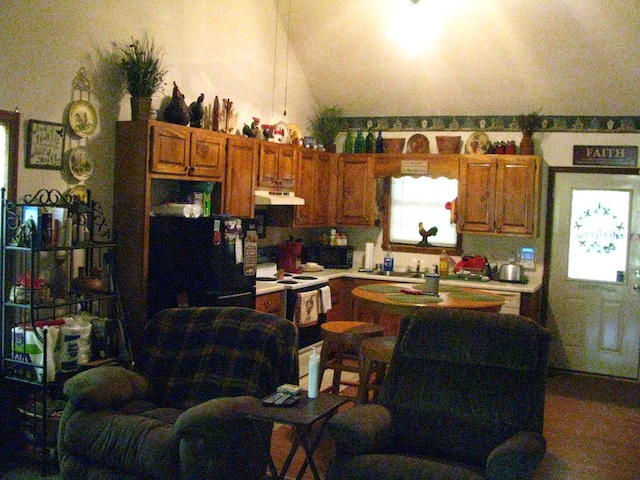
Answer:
[
  {"xmin": 0, "ymin": 110, "xmax": 20, "ymax": 201},
  {"xmin": 541, "ymin": 166, "xmax": 640, "ymax": 324}
]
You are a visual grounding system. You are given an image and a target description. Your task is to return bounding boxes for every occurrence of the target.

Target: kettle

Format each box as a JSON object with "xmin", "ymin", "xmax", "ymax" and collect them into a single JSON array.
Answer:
[{"xmin": 497, "ymin": 262, "xmax": 525, "ymax": 283}]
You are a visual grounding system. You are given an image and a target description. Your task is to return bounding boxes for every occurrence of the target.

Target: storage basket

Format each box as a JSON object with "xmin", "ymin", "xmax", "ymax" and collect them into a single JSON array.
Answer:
[{"xmin": 436, "ymin": 136, "xmax": 461, "ymax": 154}]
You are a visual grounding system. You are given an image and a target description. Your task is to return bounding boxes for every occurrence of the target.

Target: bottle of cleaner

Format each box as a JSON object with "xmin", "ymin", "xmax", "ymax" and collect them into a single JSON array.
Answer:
[
  {"xmin": 383, "ymin": 251, "xmax": 394, "ymax": 272},
  {"xmin": 439, "ymin": 250, "xmax": 449, "ymax": 277},
  {"xmin": 308, "ymin": 347, "xmax": 320, "ymax": 398}
]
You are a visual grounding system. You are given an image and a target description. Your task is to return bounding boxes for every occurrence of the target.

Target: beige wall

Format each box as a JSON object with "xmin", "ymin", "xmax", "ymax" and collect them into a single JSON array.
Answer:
[{"xmin": 1, "ymin": 0, "xmax": 315, "ymax": 224}]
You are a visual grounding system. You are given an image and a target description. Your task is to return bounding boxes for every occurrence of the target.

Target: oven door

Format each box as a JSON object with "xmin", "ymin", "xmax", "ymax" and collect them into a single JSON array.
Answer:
[{"xmin": 286, "ymin": 283, "xmax": 327, "ymax": 349}]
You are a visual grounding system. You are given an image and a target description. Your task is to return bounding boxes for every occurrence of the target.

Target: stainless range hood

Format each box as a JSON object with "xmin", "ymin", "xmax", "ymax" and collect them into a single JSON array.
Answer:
[{"xmin": 255, "ymin": 190, "xmax": 305, "ymax": 206}]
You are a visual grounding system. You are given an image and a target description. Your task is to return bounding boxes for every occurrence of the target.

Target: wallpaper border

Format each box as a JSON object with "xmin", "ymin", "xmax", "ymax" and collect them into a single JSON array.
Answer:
[{"xmin": 342, "ymin": 115, "xmax": 640, "ymax": 133}]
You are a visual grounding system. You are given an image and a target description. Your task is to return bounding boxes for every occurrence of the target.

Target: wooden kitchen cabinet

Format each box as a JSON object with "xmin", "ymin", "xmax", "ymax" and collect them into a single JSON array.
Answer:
[
  {"xmin": 326, "ymin": 278, "xmax": 356, "ymax": 322},
  {"xmin": 295, "ymin": 150, "xmax": 335, "ymax": 227},
  {"xmin": 457, "ymin": 155, "xmax": 540, "ymax": 236},
  {"xmin": 336, "ymin": 154, "xmax": 376, "ymax": 226},
  {"xmin": 257, "ymin": 141, "xmax": 297, "ymax": 190},
  {"xmin": 150, "ymin": 121, "xmax": 226, "ymax": 180},
  {"xmin": 224, "ymin": 136, "xmax": 258, "ymax": 217},
  {"xmin": 255, "ymin": 291, "xmax": 284, "ymax": 316}
]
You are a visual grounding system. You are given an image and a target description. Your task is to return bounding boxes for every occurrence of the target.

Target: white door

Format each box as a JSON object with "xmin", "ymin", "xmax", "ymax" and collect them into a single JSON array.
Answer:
[{"xmin": 548, "ymin": 172, "xmax": 640, "ymax": 379}]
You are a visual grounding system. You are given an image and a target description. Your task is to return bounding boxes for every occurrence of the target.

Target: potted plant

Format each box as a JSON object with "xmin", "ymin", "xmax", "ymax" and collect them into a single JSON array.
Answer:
[
  {"xmin": 308, "ymin": 105, "xmax": 343, "ymax": 152},
  {"xmin": 518, "ymin": 110, "xmax": 539, "ymax": 155},
  {"xmin": 118, "ymin": 34, "xmax": 168, "ymax": 120}
]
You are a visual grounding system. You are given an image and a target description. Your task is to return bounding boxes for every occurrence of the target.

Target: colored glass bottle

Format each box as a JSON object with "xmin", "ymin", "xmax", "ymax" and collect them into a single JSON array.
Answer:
[
  {"xmin": 354, "ymin": 129, "xmax": 366, "ymax": 153},
  {"xmin": 376, "ymin": 131, "xmax": 384, "ymax": 153},
  {"xmin": 343, "ymin": 129, "xmax": 354, "ymax": 153},
  {"xmin": 365, "ymin": 128, "xmax": 375, "ymax": 153}
]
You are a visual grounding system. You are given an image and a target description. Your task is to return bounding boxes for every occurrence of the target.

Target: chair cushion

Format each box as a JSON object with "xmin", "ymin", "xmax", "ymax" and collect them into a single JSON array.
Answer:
[
  {"xmin": 60, "ymin": 401, "xmax": 182, "ymax": 480},
  {"xmin": 398, "ymin": 310, "xmax": 548, "ymax": 371},
  {"xmin": 135, "ymin": 307, "xmax": 299, "ymax": 407}
]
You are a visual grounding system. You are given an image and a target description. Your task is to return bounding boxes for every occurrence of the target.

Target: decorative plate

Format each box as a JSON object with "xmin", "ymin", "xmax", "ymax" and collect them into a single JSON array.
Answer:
[
  {"xmin": 67, "ymin": 184, "xmax": 89, "ymax": 203},
  {"xmin": 69, "ymin": 100, "xmax": 97, "ymax": 137},
  {"xmin": 406, "ymin": 133, "xmax": 430, "ymax": 153},
  {"xmin": 287, "ymin": 123, "xmax": 303, "ymax": 144},
  {"xmin": 69, "ymin": 146, "xmax": 93, "ymax": 181},
  {"xmin": 465, "ymin": 131, "xmax": 490, "ymax": 154}
]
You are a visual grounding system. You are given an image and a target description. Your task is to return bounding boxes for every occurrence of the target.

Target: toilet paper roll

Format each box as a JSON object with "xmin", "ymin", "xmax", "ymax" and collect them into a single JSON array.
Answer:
[{"xmin": 365, "ymin": 242, "xmax": 374, "ymax": 270}]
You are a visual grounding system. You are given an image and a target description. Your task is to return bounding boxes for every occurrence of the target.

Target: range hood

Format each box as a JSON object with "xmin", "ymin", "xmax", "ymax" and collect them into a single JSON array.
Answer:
[{"xmin": 255, "ymin": 190, "xmax": 305, "ymax": 206}]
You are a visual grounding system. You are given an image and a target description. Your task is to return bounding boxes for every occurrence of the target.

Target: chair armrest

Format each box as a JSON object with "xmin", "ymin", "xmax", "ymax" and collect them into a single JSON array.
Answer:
[
  {"xmin": 327, "ymin": 404, "xmax": 393, "ymax": 455},
  {"xmin": 486, "ymin": 431, "xmax": 547, "ymax": 480},
  {"xmin": 175, "ymin": 396, "xmax": 262, "ymax": 438},
  {"xmin": 63, "ymin": 365, "xmax": 151, "ymax": 410}
]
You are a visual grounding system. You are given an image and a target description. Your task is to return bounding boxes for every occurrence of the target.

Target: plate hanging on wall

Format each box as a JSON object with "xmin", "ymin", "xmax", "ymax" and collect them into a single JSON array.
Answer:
[
  {"xmin": 69, "ymin": 146, "xmax": 93, "ymax": 181},
  {"xmin": 68, "ymin": 100, "xmax": 97, "ymax": 137},
  {"xmin": 406, "ymin": 134, "xmax": 430, "ymax": 153},
  {"xmin": 465, "ymin": 131, "xmax": 490, "ymax": 154}
]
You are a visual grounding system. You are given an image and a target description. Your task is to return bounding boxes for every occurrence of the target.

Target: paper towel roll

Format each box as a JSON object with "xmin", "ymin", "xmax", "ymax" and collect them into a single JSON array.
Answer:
[{"xmin": 365, "ymin": 242, "xmax": 374, "ymax": 270}]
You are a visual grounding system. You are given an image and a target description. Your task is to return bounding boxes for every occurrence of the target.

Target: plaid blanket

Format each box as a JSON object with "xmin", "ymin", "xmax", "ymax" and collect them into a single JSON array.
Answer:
[{"xmin": 135, "ymin": 307, "xmax": 298, "ymax": 408}]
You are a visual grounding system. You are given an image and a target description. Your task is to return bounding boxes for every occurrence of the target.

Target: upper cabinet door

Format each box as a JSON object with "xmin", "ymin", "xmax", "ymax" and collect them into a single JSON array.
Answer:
[
  {"xmin": 277, "ymin": 143, "xmax": 297, "ymax": 190},
  {"xmin": 495, "ymin": 155, "xmax": 540, "ymax": 235},
  {"xmin": 458, "ymin": 156, "xmax": 497, "ymax": 234},
  {"xmin": 225, "ymin": 136, "xmax": 258, "ymax": 217},
  {"xmin": 189, "ymin": 129, "xmax": 226, "ymax": 180},
  {"xmin": 336, "ymin": 154, "xmax": 376, "ymax": 226},
  {"xmin": 258, "ymin": 142, "xmax": 280, "ymax": 188},
  {"xmin": 150, "ymin": 123, "xmax": 190, "ymax": 175}
]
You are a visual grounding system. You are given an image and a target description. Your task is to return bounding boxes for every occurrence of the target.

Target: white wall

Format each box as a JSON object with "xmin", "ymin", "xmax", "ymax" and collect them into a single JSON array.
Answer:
[{"xmin": 1, "ymin": 0, "xmax": 316, "ymax": 226}]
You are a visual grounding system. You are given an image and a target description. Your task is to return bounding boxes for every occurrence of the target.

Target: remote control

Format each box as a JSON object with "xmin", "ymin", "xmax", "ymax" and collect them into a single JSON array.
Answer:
[
  {"xmin": 262, "ymin": 392, "xmax": 285, "ymax": 406},
  {"xmin": 273, "ymin": 393, "xmax": 291, "ymax": 406}
]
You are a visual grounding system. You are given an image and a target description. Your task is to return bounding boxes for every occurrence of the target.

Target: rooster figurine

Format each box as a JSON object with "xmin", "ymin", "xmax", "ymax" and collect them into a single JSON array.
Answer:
[
  {"xmin": 163, "ymin": 82, "xmax": 191, "ymax": 126},
  {"xmin": 189, "ymin": 93, "xmax": 204, "ymax": 128},
  {"xmin": 417, "ymin": 222, "xmax": 438, "ymax": 246}
]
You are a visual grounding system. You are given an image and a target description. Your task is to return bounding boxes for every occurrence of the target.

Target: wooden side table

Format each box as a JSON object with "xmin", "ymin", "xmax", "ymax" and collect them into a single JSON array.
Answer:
[{"xmin": 244, "ymin": 391, "xmax": 348, "ymax": 480}]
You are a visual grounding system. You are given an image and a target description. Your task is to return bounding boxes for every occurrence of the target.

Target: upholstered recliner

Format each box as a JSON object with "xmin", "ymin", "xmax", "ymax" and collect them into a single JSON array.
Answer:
[
  {"xmin": 58, "ymin": 307, "xmax": 298, "ymax": 480},
  {"xmin": 326, "ymin": 308, "xmax": 551, "ymax": 480}
]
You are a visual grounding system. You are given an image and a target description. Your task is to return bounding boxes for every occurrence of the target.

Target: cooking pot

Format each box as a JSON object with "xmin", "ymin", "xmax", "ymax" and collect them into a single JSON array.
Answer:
[{"xmin": 498, "ymin": 263, "xmax": 525, "ymax": 283}]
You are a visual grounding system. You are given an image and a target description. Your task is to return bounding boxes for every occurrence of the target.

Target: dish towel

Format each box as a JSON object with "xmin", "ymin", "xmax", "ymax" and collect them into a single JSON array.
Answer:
[
  {"xmin": 319, "ymin": 285, "xmax": 332, "ymax": 313},
  {"xmin": 295, "ymin": 290, "xmax": 319, "ymax": 327}
]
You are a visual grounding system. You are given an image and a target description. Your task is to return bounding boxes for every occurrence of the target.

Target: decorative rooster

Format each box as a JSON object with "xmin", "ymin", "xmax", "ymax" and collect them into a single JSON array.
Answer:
[
  {"xmin": 189, "ymin": 93, "xmax": 204, "ymax": 128},
  {"xmin": 163, "ymin": 82, "xmax": 190, "ymax": 126},
  {"xmin": 417, "ymin": 222, "xmax": 438, "ymax": 246}
]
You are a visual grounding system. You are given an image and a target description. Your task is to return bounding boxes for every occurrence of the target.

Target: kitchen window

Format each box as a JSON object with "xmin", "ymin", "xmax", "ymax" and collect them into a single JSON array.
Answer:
[{"xmin": 382, "ymin": 175, "xmax": 462, "ymax": 254}]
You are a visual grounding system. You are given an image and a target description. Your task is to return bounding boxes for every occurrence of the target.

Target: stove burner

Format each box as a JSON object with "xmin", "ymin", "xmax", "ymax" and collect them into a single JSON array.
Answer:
[
  {"xmin": 256, "ymin": 277, "xmax": 277, "ymax": 282},
  {"xmin": 292, "ymin": 275, "xmax": 318, "ymax": 280},
  {"xmin": 277, "ymin": 280, "xmax": 298, "ymax": 285}
]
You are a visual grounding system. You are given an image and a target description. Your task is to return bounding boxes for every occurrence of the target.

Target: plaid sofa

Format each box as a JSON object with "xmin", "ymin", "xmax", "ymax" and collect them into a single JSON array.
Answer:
[{"xmin": 58, "ymin": 307, "xmax": 298, "ymax": 480}]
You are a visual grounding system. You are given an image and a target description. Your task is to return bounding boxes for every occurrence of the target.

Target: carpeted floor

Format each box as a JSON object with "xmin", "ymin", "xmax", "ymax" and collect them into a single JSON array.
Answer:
[{"xmin": 3, "ymin": 370, "xmax": 639, "ymax": 480}]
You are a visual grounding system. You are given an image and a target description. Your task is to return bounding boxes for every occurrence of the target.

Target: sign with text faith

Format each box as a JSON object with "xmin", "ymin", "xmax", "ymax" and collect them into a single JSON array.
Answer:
[{"xmin": 573, "ymin": 145, "xmax": 638, "ymax": 167}]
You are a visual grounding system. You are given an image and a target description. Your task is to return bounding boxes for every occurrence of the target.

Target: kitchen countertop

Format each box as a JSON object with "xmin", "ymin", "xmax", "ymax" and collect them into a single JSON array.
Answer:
[{"xmin": 256, "ymin": 268, "xmax": 543, "ymax": 296}]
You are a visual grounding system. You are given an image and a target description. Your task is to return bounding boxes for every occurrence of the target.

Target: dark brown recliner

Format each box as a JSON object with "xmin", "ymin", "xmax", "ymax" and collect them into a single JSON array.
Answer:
[
  {"xmin": 58, "ymin": 307, "xmax": 298, "ymax": 480},
  {"xmin": 326, "ymin": 308, "xmax": 551, "ymax": 480}
]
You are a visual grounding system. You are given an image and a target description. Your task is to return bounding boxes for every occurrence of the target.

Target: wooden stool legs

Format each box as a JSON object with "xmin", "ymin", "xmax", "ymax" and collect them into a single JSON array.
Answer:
[
  {"xmin": 356, "ymin": 336, "xmax": 397, "ymax": 404},
  {"xmin": 318, "ymin": 321, "xmax": 384, "ymax": 395}
]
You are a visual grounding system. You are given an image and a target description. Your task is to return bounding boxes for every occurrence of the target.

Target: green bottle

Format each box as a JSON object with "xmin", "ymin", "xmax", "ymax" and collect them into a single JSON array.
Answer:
[
  {"xmin": 365, "ymin": 129, "xmax": 375, "ymax": 153},
  {"xmin": 343, "ymin": 129, "xmax": 354, "ymax": 153},
  {"xmin": 354, "ymin": 129, "xmax": 366, "ymax": 153}
]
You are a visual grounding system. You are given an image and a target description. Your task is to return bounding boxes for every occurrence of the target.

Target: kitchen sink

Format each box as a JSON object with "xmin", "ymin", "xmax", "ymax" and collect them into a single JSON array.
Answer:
[{"xmin": 373, "ymin": 271, "xmax": 425, "ymax": 279}]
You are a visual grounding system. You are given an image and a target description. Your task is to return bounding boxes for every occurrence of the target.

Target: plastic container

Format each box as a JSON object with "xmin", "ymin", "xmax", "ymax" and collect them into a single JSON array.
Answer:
[
  {"xmin": 383, "ymin": 251, "xmax": 394, "ymax": 272},
  {"xmin": 439, "ymin": 250, "xmax": 449, "ymax": 277},
  {"xmin": 308, "ymin": 347, "xmax": 320, "ymax": 399}
]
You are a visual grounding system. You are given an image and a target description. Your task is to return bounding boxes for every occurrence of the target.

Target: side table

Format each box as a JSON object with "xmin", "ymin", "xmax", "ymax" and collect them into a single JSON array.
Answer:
[{"xmin": 244, "ymin": 391, "xmax": 348, "ymax": 480}]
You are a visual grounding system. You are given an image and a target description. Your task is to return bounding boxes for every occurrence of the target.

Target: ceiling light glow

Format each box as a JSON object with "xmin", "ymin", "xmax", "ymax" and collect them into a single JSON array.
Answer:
[{"xmin": 387, "ymin": 1, "xmax": 444, "ymax": 55}]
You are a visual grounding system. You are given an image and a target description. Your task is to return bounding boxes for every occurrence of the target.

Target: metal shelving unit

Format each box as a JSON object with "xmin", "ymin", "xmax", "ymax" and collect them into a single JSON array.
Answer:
[{"xmin": 1, "ymin": 188, "xmax": 129, "ymax": 473}]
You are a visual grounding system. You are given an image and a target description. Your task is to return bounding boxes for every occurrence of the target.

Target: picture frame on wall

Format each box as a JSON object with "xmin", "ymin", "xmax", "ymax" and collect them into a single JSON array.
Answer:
[{"xmin": 26, "ymin": 119, "xmax": 65, "ymax": 170}]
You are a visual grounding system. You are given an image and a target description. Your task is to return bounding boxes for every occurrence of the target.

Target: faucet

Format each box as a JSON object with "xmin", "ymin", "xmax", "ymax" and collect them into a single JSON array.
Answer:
[{"xmin": 416, "ymin": 260, "xmax": 421, "ymax": 273}]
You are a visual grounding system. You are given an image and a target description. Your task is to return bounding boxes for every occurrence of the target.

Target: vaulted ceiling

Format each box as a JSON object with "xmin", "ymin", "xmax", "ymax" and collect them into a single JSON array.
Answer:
[{"xmin": 278, "ymin": 0, "xmax": 640, "ymax": 117}]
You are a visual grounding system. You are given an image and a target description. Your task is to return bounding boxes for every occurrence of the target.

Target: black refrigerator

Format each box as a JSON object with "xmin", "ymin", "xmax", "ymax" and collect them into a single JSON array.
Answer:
[{"xmin": 147, "ymin": 215, "xmax": 258, "ymax": 317}]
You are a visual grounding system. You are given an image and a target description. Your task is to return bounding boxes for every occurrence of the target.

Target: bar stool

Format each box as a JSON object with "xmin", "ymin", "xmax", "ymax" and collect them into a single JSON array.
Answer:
[
  {"xmin": 318, "ymin": 321, "xmax": 384, "ymax": 395},
  {"xmin": 356, "ymin": 336, "xmax": 397, "ymax": 404}
]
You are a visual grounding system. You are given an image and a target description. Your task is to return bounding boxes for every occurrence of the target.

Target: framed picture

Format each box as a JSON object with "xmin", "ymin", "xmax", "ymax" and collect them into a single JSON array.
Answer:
[{"xmin": 26, "ymin": 120, "xmax": 65, "ymax": 170}]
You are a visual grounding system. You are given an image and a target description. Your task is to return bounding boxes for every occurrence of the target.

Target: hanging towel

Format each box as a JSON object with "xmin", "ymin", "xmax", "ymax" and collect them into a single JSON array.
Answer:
[
  {"xmin": 319, "ymin": 285, "xmax": 332, "ymax": 313},
  {"xmin": 295, "ymin": 290, "xmax": 319, "ymax": 327}
]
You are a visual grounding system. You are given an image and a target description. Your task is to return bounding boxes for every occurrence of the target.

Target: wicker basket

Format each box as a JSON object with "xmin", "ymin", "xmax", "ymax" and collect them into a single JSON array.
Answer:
[
  {"xmin": 383, "ymin": 138, "xmax": 406, "ymax": 154},
  {"xmin": 436, "ymin": 136, "xmax": 461, "ymax": 154}
]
